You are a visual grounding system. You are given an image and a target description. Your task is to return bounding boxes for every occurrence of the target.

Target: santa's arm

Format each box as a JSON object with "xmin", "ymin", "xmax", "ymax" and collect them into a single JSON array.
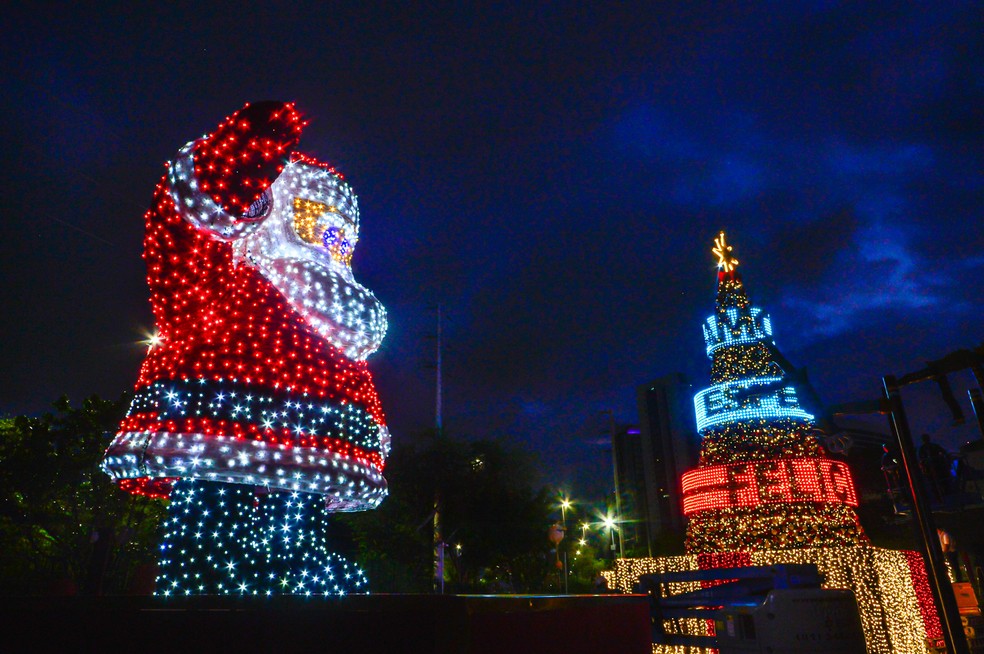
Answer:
[{"xmin": 168, "ymin": 101, "xmax": 306, "ymax": 239}]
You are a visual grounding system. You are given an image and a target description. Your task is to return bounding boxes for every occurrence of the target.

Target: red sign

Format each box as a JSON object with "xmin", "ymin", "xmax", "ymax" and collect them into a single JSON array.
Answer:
[{"xmin": 681, "ymin": 458, "xmax": 858, "ymax": 515}]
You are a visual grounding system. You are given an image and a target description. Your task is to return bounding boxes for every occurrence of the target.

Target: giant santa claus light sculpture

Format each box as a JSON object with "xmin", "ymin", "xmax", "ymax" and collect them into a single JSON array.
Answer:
[{"xmin": 101, "ymin": 102, "xmax": 388, "ymax": 595}]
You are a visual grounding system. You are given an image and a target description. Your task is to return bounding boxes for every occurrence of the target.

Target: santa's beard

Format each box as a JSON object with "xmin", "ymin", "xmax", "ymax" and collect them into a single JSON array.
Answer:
[{"xmin": 246, "ymin": 251, "xmax": 386, "ymax": 361}]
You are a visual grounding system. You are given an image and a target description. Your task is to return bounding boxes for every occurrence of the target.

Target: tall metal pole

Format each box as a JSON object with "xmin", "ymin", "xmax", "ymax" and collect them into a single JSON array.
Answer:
[
  {"xmin": 883, "ymin": 375, "xmax": 968, "ymax": 654},
  {"xmin": 607, "ymin": 409, "xmax": 625, "ymax": 558},
  {"xmin": 433, "ymin": 493, "xmax": 444, "ymax": 594},
  {"xmin": 433, "ymin": 305, "xmax": 444, "ymax": 593},
  {"xmin": 436, "ymin": 304, "xmax": 443, "ymax": 435},
  {"xmin": 561, "ymin": 502, "xmax": 569, "ymax": 594}
]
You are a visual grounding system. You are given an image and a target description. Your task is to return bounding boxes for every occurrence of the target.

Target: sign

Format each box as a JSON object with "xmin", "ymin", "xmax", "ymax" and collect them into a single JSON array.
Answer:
[
  {"xmin": 681, "ymin": 458, "xmax": 858, "ymax": 515},
  {"xmin": 693, "ymin": 377, "xmax": 814, "ymax": 432}
]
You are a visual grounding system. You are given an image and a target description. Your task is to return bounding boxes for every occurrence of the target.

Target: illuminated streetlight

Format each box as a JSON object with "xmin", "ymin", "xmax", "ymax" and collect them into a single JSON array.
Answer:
[
  {"xmin": 602, "ymin": 409, "xmax": 625, "ymax": 558},
  {"xmin": 558, "ymin": 496, "xmax": 572, "ymax": 529},
  {"xmin": 601, "ymin": 514, "xmax": 618, "ymax": 557},
  {"xmin": 556, "ymin": 495, "xmax": 573, "ymax": 595}
]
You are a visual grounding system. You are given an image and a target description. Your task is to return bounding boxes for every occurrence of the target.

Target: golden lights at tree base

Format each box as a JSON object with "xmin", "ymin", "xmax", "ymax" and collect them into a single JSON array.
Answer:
[
  {"xmin": 603, "ymin": 546, "xmax": 943, "ymax": 654},
  {"xmin": 605, "ymin": 233, "xmax": 943, "ymax": 652}
]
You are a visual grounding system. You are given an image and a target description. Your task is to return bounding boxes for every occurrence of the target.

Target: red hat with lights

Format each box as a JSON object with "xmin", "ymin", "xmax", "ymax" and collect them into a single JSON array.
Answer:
[{"xmin": 101, "ymin": 102, "xmax": 390, "ymax": 511}]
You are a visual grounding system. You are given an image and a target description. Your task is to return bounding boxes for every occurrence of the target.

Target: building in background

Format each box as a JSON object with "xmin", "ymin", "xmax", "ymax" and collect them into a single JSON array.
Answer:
[
  {"xmin": 636, "ymin": 373, "xmax": 700, "ymax": 548},
  {"xmin": 612, "ymin": 425, "xmax": 647, "ymax": 555}
]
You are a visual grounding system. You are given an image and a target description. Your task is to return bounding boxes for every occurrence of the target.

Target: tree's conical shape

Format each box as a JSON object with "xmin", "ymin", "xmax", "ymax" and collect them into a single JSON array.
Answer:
[{"xmin": 683, "ymin": 233, "xmax": 867, "ymax": 552}]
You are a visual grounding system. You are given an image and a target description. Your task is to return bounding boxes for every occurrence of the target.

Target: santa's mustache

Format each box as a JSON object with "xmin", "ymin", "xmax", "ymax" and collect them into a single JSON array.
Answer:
[{"xmin": 250, "ymin": 254, "xmax": 386, "ymax": 360}]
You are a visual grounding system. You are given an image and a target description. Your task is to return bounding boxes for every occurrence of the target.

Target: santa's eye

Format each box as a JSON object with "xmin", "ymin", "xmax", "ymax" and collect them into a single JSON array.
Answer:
[
  {"xmin": 322, "ymin": 227, "xmax": 352, "ymax": 254},
  {"xmin": 241, "ymin": 189, "xmax": 272, "ymax": 221},
  {"xmin": 292, "ymin": 196, "xmax": 354, "ymax": 265},
  {"xmin": 322, "ymin": 226, "xmax": 341, "ymax": 248},
  {"xmin": 292, "ymin": 197, "xmax": 338, "ymax": 245},
  {"xmin": 322, "ymin": 227, "xmax": 352, "ymax": 264}
]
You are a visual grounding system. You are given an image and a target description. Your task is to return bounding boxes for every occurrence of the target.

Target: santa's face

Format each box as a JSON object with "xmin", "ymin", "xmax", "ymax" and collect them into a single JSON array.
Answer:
[
  {"xmin": 233, "ymin": 161, "xmax": 387, "ymax": 360},
  {"xmin": 167, "ymin": 143, "xmax": 386, "ymax": 361}
]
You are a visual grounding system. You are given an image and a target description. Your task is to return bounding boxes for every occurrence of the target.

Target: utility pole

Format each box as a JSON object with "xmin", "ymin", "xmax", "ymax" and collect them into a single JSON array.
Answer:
[
  {"xmin": 605, "ymin": 409, "xmax": 625, "ymax": 559},
  {"xmin": 436, "ymin": 304, "xmax": 443, "ymax": 435},
  {"xmin": 433, "ymin": 304, "xmax": 445, "ymax": 593}
]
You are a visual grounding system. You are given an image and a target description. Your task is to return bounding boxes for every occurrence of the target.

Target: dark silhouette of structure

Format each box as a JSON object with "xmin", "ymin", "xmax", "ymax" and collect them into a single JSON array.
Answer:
[{"xmin": 635, "ymin": 373, "xmax": 699, "ymax": 551}]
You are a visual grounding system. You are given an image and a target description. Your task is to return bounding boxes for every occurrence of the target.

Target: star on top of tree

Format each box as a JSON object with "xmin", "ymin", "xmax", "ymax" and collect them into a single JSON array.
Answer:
[{"xmin": 712, "ymin": 231, "xmax": 739, "ymax": 273}]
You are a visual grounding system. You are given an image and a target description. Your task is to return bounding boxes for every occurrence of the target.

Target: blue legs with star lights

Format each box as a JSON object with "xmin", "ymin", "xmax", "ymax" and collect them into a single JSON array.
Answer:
[{"xmin": 156, "ymin": 480, "xmax": 368, "ymax": 596}]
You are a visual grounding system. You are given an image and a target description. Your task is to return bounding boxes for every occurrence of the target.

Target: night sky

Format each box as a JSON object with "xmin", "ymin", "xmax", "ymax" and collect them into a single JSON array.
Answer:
[{"xmin": 2, "ymin": 3, "xmax": 981, "ymax": 496}]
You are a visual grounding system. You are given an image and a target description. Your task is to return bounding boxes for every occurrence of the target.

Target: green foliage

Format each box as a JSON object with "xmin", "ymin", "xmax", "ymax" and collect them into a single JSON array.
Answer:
[
  {"xmin": 338, "ymin": 433, "xmax": 556, "ymax": 593},
  {"xmin": 0, "ymin": 395, "xmax": 166, "ymax": 595},
  {"xmin": 566, "ymin": 542, "xmax": 608, "ymax": 592}
]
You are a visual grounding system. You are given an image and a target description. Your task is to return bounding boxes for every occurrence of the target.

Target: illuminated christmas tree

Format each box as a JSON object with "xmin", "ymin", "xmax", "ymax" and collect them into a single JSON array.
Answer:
[
  {"xmin": 101, "ymin": 102, "xmax": 388, "ymax": 595},
  {"xmin": 605, "ymin": 235, "xmax": 945, "ymax": 652},
  {"xmin": 682, "ymin": 232, "xmax": 867, "ymax": 552}
]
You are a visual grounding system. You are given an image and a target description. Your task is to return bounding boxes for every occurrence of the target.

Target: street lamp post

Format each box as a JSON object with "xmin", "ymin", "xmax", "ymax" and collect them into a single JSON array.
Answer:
[
  {"xmin": 548, "ymin": 523, "xmax": 565, "ymax": 593},
  {"xmin": 604, "ymin": 410, "xmax": 625, "ymax": 558},
  {"xmin": 560, "ymin": 498, "xmax": 571, "ymax": 594},
  {"xmin": 602, "ymin": 515, "xmax": 618, "ymax": 561}
]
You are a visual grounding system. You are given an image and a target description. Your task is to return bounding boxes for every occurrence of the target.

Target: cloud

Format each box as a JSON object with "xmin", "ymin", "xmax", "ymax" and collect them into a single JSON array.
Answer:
[
  {"xmin": 606, "ymin": 92, "xmax": 975, "ymax": 347},
  {"xmin": 780, "ymin": 222, "xmax": 961, "ymax": 339},
  {"xmin": 825, "ymin": 141, "xmax": 935, "ymax": 177}
]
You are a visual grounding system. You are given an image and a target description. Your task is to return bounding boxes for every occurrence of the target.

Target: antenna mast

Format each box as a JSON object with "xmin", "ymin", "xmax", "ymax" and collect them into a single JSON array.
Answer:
[{"xmin": 436, "ymin": 304, "xmax": 443, "ymax": 435}]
